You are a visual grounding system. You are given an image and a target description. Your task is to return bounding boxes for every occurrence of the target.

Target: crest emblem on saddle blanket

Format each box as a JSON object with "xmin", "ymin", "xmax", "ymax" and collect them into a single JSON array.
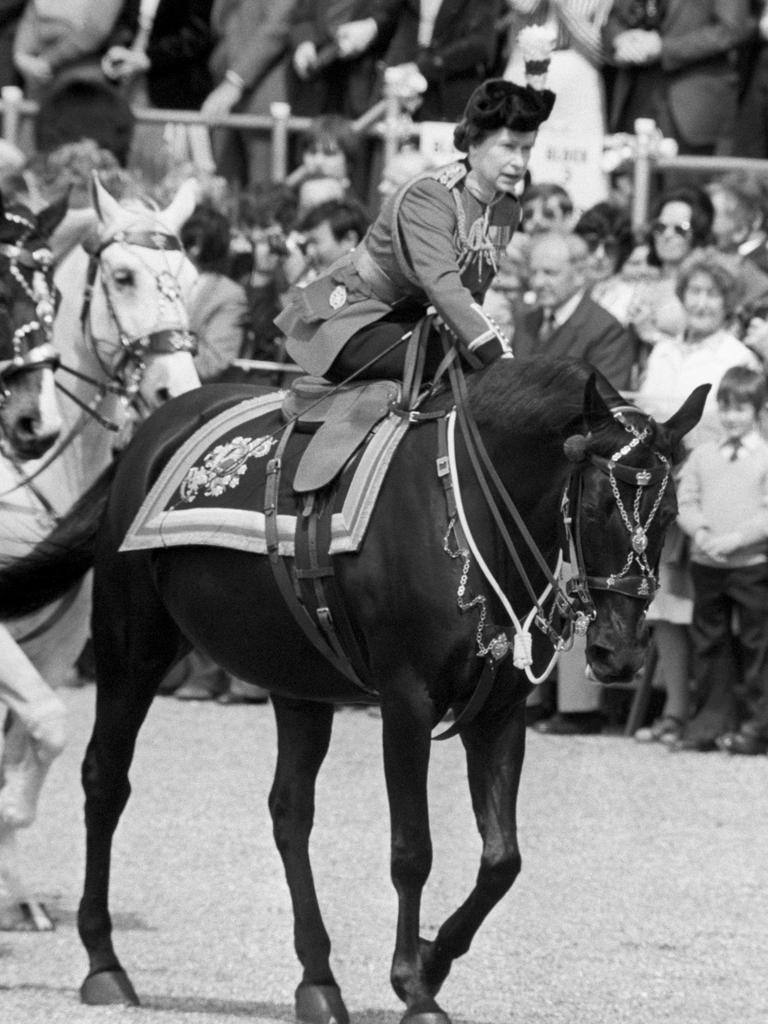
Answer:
[{"xmin": 180, "ymin": 434, "xmax": 277, "ymax": 502}]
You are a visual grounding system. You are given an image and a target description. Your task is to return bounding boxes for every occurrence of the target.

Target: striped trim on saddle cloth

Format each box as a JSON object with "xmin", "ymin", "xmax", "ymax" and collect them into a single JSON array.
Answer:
[{"xmin": 120, "ymin": 391, "xmax": 410, "ymax": 557}]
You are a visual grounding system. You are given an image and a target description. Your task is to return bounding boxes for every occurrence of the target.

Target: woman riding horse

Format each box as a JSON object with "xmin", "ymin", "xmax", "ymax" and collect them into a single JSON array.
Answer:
[{"xmin": 276, "ymin": 78, "xmax": 555, "ymax": 383}]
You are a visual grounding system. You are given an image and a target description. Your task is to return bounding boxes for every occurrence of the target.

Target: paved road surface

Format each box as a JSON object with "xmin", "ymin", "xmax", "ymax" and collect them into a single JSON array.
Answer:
[{"xmin": 1, "ymin": 687, "xmax": 765, "ymax": 1024}]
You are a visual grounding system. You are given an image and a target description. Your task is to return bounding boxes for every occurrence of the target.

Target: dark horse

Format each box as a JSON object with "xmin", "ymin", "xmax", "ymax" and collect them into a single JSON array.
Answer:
[{"xmin": 0, "ymin": 358, "xmax": 706, "ymax": 1024}]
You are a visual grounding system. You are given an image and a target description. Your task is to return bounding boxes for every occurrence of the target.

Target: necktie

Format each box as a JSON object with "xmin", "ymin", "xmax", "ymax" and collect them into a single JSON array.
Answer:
[
  {"xmin": 540, "ymin": 309, "xmax": 556, "ymax": 341},
  {"xmin": 728, "ymin": 439, "xmax": 741, "ymax": 462}
]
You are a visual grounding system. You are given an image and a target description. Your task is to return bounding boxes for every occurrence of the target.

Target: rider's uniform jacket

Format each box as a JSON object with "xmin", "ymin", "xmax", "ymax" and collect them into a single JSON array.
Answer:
[{"xmin": 275, "ymin": 160, "xmax": 519, "ymax": 376}]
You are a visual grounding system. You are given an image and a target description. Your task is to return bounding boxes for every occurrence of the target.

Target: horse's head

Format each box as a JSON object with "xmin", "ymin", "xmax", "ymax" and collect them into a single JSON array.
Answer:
[
  {"xmin": 81, "ymin": 173, "xmax": 200, "ymax": 413},
  {"xmin": 0, "ymin": 192, "xmax": 67, "ymax": 459},
  {"xmin": 563, "ymin": 375, "xmax": 708, "ymax": 683}
]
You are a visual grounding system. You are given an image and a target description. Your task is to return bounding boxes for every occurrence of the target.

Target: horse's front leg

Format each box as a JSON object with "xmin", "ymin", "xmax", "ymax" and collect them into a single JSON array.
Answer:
[
  {"xmin": 78, "ymin": 683, "xmax": 157, "ymax": 1007},
  {"xmin": 268, "ymin": 695, "xmax": 348, "ymax": 1024},
  {"xmin": 381, "ymin": 682, "xmax": 446, "ymax": 1024},
  {"xmin": 420, "ymin": 700, "xmax": 527, "ymax": 996}
]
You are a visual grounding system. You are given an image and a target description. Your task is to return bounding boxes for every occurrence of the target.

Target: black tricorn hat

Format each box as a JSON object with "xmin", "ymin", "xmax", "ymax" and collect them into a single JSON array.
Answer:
[{"xmin": 454, "ymin": 79, "xmax": 556, "ymax": 152}]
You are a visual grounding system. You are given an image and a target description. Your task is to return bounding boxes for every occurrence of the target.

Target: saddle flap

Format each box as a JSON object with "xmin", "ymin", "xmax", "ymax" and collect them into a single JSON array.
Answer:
[{"xmin": 292, "ymin": 380, "xmax": 400, "ymax": 494}]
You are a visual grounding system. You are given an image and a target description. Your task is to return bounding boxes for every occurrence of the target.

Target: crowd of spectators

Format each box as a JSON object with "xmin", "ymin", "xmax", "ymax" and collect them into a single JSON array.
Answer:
[{"xmin": 2, "ymin": 0, "xmax": 768, "ymax": 750}]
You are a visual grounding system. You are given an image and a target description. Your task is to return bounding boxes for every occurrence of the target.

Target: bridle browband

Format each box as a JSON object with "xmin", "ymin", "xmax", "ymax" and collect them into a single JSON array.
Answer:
[{"xmin": 562, "ymin": 406, "xmax": 671, "ymax": 615}]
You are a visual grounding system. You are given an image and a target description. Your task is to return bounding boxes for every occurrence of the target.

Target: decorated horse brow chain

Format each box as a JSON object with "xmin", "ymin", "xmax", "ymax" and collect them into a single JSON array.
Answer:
[
  {"xmin": 2, "ymin": 211, "xmax": 35, "ymax": 233},
  {"xmin": 605, "ymin": 413, "xmax": 670, "ymax": 594}
]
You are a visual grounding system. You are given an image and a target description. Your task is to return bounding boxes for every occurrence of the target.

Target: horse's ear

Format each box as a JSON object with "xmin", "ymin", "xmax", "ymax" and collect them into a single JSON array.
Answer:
[
  {"xmin": 90, "ymin": 172, "xmax": 122, "ymax": 224},
  {"xmin": 657, "ymin": 384, "xmax": 710, "ymax": 457},
  {"xmin": 35, "ymin": 189, "xmax": 70, "ymax": 239},
  {"xmin": 162, "ymin": 179, "xmax": 200, "ymax": 233},
  {"xmin": 582, "ymin": 372, "xmax": 613, "ymax": 430}
]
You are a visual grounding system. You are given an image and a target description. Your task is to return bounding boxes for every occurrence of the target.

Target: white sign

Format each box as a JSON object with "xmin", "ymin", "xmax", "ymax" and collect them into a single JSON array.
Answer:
[{"xmin": 527, "ymin": 124, "xmax": 608, "ymax": 210}]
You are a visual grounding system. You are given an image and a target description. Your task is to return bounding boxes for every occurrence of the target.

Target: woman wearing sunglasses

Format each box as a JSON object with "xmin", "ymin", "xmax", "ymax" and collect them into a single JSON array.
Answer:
[{"xmin": 629, "ymin": 185, "xmax": 715, "ymax": 356}]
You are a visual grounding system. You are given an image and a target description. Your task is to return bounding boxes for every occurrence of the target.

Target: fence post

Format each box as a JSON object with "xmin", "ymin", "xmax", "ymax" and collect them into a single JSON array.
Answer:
[
  {"xmin": 382, "ymin": 80, "xmax": 402, "ymax": 170},
  {"xmin": 1, "ymin": 86, "xmax": 24, "ymax": 148},
  {"xmin": 270, "ymin": 101, "xmax": 291, "ymax": 183},
  {"xmin": 631, "ymin": 117, "xmax": 656, "ymax": 234}
]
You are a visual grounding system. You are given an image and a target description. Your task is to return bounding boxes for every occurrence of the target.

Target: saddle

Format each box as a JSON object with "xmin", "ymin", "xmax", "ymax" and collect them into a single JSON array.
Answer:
[{"xmin": 283, "ymin": 376, "xmax": 400, "ymax": 493}]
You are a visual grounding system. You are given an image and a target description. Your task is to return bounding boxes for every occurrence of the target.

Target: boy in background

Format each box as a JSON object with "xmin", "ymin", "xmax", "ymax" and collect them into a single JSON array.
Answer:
[{"xmin": 676, "ymin": 365, "xmax": 768, "ymax": 754}]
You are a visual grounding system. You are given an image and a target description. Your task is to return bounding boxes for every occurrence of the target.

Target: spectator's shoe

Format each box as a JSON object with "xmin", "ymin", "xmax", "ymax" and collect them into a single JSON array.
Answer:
[
  {"xmin": 175, "ymin": 675, "xmax": 227, "ymax": 701},
  {"xmin": 634, "ymin": 715, "xmax": 683, "ymax": 745},
  {"xmin": 532, "ymin": 711, "xmax": 605, "ymax": 735},
  {"xmin": 716, "ymin": 730, "xmax": 768, "ymax": 756},
  {"xmin": 217, "ymin": 682, "xmax": 269, "ymax": 705},
  {"xmin": 668, "ymin": 735, "xmax": 718, "ymax": 752}
]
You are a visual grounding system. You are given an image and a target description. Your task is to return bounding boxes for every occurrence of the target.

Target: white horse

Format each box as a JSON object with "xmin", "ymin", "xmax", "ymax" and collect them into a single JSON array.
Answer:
[{"xmin": 0, "ymin": 175, "xmax": 201, "ymax": 929}]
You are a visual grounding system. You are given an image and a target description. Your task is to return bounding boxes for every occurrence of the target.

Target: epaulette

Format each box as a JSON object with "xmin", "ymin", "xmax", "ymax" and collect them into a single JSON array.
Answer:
[{"xmin": 430, "ymin": 161, "xmax": 467, "ymax": 189}]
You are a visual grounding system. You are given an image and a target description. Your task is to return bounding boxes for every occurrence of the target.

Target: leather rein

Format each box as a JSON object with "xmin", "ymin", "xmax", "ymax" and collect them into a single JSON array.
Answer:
[{"xmin": 432, "ymin": 373, "xmax": 670, "ymax": 739}]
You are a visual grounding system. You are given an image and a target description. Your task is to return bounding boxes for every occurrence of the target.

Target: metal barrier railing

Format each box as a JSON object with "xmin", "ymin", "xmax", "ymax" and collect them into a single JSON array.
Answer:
[
  {"xmin": 7, "ymin": 85, "xmax": 768, "ymax": 241},
  {"xmin": 0, "ymin": 83, "xmax": 407, "ymax": 183},
  {"xmin": 629, "ymin": 118, "xmax": 768, "ymax": 232}
]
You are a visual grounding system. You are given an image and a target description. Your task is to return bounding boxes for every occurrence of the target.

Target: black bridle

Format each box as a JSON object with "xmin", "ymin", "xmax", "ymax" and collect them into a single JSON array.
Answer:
[
  {"xmin": 562, "ymin": 408, "xmax": 671, "ymax": 619},
  {"xmin": 63, "ymin": 226, "xmax": 197, "ymax": 418}
]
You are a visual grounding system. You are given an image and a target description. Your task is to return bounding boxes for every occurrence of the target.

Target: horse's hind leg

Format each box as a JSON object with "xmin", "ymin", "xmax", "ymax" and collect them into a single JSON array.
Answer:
[
  {"xmin": 78, "ymin": 559, "xmax": 182, "ymax": 1006},
  {"xmin": 268, "ymin": 695, "xmax": 348, "ymax": 1024}
]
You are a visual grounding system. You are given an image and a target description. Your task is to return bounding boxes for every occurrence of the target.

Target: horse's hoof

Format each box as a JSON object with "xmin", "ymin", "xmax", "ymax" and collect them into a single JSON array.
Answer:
[
  {"xmin": 80, "ymin": 969, "xmax": 140, "ymax": 1005},
  {"xmin": 401, "ymin": 1002, "xmax": 451, "ymax": 1024},
  {"xmin": 295, "ymin": 982, "xmax": 349, "ymax": 1024},
  {"xmin": 0, "ymin": 900, "xmax": 54, "ymax": 931}
]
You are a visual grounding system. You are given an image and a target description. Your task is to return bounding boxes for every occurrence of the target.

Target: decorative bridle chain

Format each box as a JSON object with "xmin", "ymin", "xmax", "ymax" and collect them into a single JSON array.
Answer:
[
  {"xmin": 442, "ymin": 519, "xmax": 496, "ymax": 656},
  {"xmin": 1, "ymin": 211, "xmax": 56, "ymax": 359},
  {"xmin": 606, "ymin": 413, "xmax": 670, "ymax": 591}
]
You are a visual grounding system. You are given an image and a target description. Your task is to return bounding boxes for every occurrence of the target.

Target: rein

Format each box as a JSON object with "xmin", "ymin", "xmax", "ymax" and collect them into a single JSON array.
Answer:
[{"xmin": 433, "ymin": 369, "xmax": 671, "ymax": 738}]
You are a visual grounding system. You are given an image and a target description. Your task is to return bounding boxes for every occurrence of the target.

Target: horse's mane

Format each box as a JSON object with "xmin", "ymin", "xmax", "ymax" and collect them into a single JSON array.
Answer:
[{"xmin": 465, "ymin": 357, "xmax": 594, "ymax": 437}]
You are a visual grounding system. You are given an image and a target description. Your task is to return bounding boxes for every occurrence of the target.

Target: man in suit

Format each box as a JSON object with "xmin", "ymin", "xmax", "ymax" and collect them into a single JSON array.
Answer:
[
  {"xmin": 202, "ymin": 0, "xmax": 300, "ymax": 188},
  {"xmin": 603, "ymin": 0, "xmax": 751, "ymax": 155},
  {"xmin": 380, "ymin": 0, "xmax": 505, "ymax": 123},
  {"xmin": 512, "ymin": 231, "xmax": 636, "ymax": 392}
]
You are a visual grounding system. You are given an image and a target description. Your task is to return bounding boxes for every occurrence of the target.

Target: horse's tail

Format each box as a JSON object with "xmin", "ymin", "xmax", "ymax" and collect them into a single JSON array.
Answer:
[{"xmin": 0, "ymin": 460, "xmax": 118, "ymax": 620}]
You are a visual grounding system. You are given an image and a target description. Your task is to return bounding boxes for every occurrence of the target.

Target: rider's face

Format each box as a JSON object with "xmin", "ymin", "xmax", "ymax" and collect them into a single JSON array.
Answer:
[{"xmin": 468, "ymin": 128, "xmax": 537, "ymax": 196}]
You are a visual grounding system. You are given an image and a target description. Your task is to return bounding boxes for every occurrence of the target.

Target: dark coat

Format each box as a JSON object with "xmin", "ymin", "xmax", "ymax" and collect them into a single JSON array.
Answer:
[
  {"xmin": 383, "ymin": 0, "xmax": 505, "ymax": 122},
  {"xmin": 604, "ymin": 0, "xmax": 751, "ymax": 149},
  {"xmin": 512, "ymin": 293, "xmax": 636, "ymax": 392},
  {"xmin": 115, "ymin": 0, "xmax": 214, "ymax": 110}
]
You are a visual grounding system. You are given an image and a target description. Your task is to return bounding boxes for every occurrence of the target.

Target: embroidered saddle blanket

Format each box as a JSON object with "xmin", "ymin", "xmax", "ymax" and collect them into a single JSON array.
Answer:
[{"xmin": 120, "ymin": 390, "xmax": 410, "ymax": 557}]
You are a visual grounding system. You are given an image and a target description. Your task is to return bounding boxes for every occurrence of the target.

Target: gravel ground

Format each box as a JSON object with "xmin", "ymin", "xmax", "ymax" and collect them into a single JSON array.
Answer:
[{"xmin": 1, "ymin": 686, "xmax": 766, "ymax": 1024}]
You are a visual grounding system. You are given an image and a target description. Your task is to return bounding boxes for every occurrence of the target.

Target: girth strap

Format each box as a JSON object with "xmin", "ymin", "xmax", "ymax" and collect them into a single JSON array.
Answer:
[
  {"xmin": 263, "ymin": 423, "xmax": 373, "ymax": 693},
  {"xmin": 295, "ymin": 494, "xmax": 375, "ymax": 694}
]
